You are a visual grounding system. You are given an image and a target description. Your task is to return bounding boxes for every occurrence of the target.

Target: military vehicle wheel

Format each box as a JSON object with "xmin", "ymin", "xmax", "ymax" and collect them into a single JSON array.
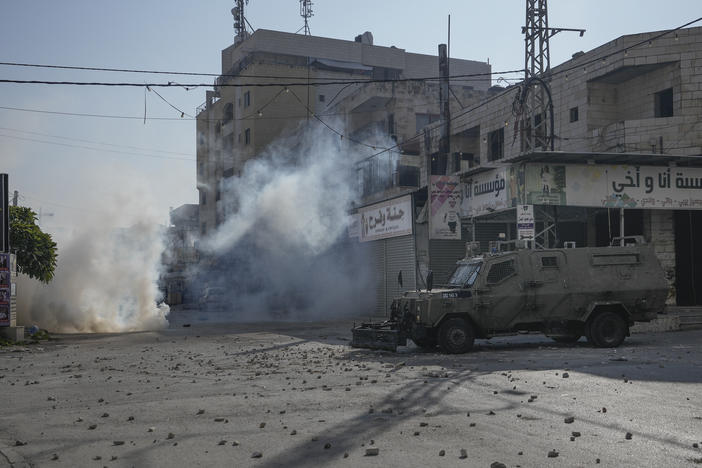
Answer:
[
  {"xmin": 438, "ymin": 318, "xmax": 474, "ymax": 354},
  {"xmin": 589, "ymin": 312, "xmax": 628, "ymax": 348},
  {"xmin": 550, "ymin": 335, "xmax": 581, "ymax": 343}
]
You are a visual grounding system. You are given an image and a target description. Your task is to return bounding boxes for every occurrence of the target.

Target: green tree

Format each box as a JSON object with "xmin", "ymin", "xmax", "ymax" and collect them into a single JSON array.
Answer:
[{"xmin": 9, "ymin": 206, "xmax": 58, "ymax": 283}]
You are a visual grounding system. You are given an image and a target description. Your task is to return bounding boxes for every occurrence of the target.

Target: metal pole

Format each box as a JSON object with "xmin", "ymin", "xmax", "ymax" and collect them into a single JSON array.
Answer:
[{"xmin": 620, "ymin": 208, "xmax": 625, "ymax": 246}]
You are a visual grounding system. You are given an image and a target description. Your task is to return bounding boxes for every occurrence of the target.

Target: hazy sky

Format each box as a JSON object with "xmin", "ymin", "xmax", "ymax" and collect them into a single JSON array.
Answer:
[{"xmin": 1, "ymin": 0, "xmax": 699, "ymax": 231}]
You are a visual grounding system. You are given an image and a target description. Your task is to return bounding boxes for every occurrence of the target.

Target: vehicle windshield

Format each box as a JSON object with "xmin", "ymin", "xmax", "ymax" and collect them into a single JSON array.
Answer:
[{"xmin": 447, "ymin": 262, "xmax": 482, "ymax": 288}]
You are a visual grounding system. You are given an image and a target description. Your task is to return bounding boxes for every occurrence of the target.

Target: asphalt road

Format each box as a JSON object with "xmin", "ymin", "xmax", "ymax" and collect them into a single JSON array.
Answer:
[{"xmin": 1, "ymin": 321, "xmax": 701, "ymax": 467}]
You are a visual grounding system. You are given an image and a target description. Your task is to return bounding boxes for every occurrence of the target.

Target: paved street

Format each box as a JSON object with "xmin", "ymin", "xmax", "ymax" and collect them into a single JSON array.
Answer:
[{"xmin": 1, "ymin": 322, "xmax": 701, "ymax": 467}]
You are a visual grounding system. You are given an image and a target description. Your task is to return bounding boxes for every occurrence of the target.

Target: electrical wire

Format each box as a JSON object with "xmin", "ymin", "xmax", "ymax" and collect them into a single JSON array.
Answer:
[
  {"xmin": 0, "ymin": 133, "xmax": 195, "ymax": 161},
  {"xmin": 550, "ymin": 17, "xmax": 702, "ymax": 80},
  {"xmin": 0, "ymin": 69, "xmax": 522, "ymax": 89},
  {"xmin": 0, "ymin": 126, "xmax": 193, "ymax": 156},
  {"xmin": 147, "ymin": 86, "xmax": 193, "ymax": 118},
  {"xmin": 0, "ymin": 60, "xmax": 521, "ymax": 83}
]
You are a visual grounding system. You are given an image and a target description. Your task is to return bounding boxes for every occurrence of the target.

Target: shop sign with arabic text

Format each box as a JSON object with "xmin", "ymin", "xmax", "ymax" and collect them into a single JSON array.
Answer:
[
  {"xmin": 359, "ymin": 195, "xmax": 412, "ymax": 242},
  {"xmin": 460, "ymin": 168, "xmax": 509, "ymax": 217},
  {"xmin": 523, "ymin": 163, "xmax": 702, "ymax": 209}
]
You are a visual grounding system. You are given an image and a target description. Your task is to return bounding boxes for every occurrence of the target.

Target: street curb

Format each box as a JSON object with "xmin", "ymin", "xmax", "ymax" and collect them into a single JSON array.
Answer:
[{"xmin": 631, "ymin": 314, "xmax": 680, "ymax": 334}]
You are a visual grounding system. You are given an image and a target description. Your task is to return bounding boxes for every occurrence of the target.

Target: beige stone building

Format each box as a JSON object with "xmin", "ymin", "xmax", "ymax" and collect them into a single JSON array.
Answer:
[
  {"xmin": 360, "ymin": 25, "xmax": 702, "ymax": 314},
  {"xmin": 196, "ymin": 28, "xmax": 491, "ymax": 236}
]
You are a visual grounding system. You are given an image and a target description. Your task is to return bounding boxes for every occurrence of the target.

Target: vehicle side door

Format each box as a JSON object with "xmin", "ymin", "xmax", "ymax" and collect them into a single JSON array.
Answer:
[
  {"xmin": 525, "ymin": 251, "xmax": 571, "ymax": 321},
  {"xmin": 473, "ymin": 255, "xmax": 525, "ymax": 332}
]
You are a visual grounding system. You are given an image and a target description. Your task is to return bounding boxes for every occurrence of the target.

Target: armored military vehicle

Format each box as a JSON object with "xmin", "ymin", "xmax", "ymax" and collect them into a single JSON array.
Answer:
[{"xmin": 351, "ymin": 236, "xmax": 668, "ymax": 353}]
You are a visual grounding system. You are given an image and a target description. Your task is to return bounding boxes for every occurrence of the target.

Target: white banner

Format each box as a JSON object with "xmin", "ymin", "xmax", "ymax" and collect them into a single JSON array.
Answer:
[
  {"xmin": 460, "ymin": 168, "xmax": 509, "ymax": 217},
  {"xmin": 430, "ymin": 176, "xmax": 461, "ymax": 239},
  {"xmin": 517, "ymin": 205, "xmax": 535, "ymax": 241},
  {"xmin": 524, "ymin": 164, "xmax": 702, "ymax": 209},
  {"xmin": 359, "ymin": 195, "xmax": 412, "ymax": 242}
]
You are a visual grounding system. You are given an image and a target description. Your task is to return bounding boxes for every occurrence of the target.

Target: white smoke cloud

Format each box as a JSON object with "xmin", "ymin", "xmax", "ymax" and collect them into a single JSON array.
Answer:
[
  {"xmin": 16, "ymin": 167, "xmax": 169, "ymax": 333},
  {"xmin": 192, "ymin": 122, "xmax": 376, "ymax": 322}
]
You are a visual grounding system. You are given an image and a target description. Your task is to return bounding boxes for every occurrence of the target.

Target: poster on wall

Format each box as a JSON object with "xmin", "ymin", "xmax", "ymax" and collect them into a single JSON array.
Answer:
[
  {"xmin": 359, "ymin": 195, "xmax": 412, "ymax": 242},
  {"xmin": 516, "ymin": 205, "xmax": 535, "ymax": 241},
  {"xmin": 460, "ymin": 168, "xmax": 510, "ymax": 217},
  {"xmin": 430, "ymin": 176, "xmax": 461, "ymax": 239},
  {"xmin": 523, "ymin": 163, "xmax": 702, "ymax": 210},
  {"xmin": 524, "ymin": 164, "xmax": 567, "ymax": 205},
  {"xmin": 0, "ymin": 305, "xmax": 9, "ymax": 327}
]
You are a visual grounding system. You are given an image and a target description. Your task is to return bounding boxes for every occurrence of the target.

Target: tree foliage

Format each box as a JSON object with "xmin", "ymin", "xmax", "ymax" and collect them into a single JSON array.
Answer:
[{"xmin": 9, "ymin": 206, "xmax": 58, "ymax": 283}]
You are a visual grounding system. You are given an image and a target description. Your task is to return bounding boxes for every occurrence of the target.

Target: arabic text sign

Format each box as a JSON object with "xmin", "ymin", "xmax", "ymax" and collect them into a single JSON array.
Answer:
[
  {"xmin": 460, "ymin": 168, "xmax": 509, "ymax": 217},
  {"xmin": 359, "ymin": 195, "xmax": 412, "ymax": 242},
  {"xmin": 516, "ymin": 205, "xmax": 535, "ymax": 240},
  {"xmin": 524, "ymin": 164, "xmax": 702, "ymax": 209},
  {"xmin": 430, "ymin": 176, "xmax": 461, "ymax": 240}
]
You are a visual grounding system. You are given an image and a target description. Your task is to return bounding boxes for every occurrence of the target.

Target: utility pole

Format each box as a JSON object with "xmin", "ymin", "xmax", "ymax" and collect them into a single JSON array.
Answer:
[
  {"xmin": 438, "ymin": 43, "xmax": 450, "ymax": 174},
  {"xmin": 519, "ymin": 0, "xmax": 584, "ymax": 153},
  {"xmin": 12, "ymin": 190, "xmax": 18, "ymax": 207}
]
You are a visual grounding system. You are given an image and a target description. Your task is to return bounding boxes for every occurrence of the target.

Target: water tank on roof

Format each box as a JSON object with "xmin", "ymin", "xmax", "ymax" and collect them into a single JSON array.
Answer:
[{"xmin": 354, "ymin": 31, "xmax": 374, "ymax": 45}]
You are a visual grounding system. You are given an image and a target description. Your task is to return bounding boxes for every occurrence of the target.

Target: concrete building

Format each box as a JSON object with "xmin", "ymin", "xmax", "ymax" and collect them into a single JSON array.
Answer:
[
  {"xmin": 161, "ymin": 204, "xmax": 199, "ymax": 306},
  {"xmin": 354, "ymin": 26, "xmax": 702, "ymax": 315},
  {"xmin": 195, "ymin": 28, "xmax": 491, "ymax": 237}
]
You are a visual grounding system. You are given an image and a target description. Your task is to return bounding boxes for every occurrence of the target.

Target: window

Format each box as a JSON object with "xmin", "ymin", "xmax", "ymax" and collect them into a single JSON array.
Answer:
[
  {"xmin": 198, "ymin": 162, "xmax": 204, "ymax": 176},
  {"xmin": 200, "ymin": 190, "xmax": 207, "ymax": 205},
  {"xmin": 223, "ymin": 103, "xmax": 233, "ymax": 123},
  {"xmin": 487, "ymin": 128, "xmax": 504, "ymax": 161},
  {"xmin": 541, "ymin": 256, "xmax": 558, "ymax": 268},
  {"xmin": 416, "ymin": 113, "xmax": 440, "ymax": 131},
  {"xmin": 486, "ymin": 259, "xmax": 516, "ymax": 285},
  {"xmin": 654, "ymin": 88, "xmax": 673, "ymax": 118},
  {"xmin": 244, "ymin": 128, "xmax": 251, "ymax": 145},
  {"xmin": 244, "ymin": 91, "xmax": 251, "ymax": 108},
  {"xmin": 238, "ymin": 133, "xmax": 241, "ymax": 143},
  {"xmin": 201, "ymin": 222, "xmax": 206, "ymax": 235},
  {"xmin": 318, "ymin": 94, "xmax": 325, "ymax": 102},
  {"xmin": 569, "ymin": 107, "xmax": 579, "ymax": 123}
]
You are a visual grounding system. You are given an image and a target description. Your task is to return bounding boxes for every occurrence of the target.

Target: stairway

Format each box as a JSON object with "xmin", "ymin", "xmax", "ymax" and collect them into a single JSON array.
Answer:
[{"xmin": 665, "ymin": 306, "xmax": 702, "ymax": 330}]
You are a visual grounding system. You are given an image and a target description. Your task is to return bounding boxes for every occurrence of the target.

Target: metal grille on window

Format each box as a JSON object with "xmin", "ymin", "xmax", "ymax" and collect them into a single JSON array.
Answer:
[
  {"xmin": 541, "ymin": 256, "xmax": 558, "ymax": 267},
  {"xmin": 487, "ymin": 260, "xmax": 515, "ymax": 284}
]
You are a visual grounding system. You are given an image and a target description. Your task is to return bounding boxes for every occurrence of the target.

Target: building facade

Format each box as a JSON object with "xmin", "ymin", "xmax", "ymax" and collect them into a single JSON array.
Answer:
[
  {"xmin": 196, "ymin": 28, "xmax": 491, "ymax": 237},
  {"xmin": 354, "ymin": 26, "xmax": 702, "ymax": 314}
]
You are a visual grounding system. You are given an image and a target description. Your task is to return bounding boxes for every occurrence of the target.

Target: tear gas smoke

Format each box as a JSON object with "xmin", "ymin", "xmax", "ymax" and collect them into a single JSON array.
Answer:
[
  {"xmin": 17, "ymin": 181, "xmax": 169, "ymax": 333},
  {"xmin": 191, "ymin": 122, "xmax": 379, "ymax": 321}
]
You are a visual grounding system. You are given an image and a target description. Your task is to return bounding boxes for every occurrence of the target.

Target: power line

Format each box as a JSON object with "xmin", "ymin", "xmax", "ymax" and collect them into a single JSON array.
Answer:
[
  {"xmin": 551, "ymin": 17, "xmax": 702, "ymax": 79},
  {"xmin": 0, "ymin": 126, "xmax": 193, "ymax": 156},
  {"xmin": 0, "ymin": 60, "xmax": 520, "ymax": 82},
  {"xmin": 0, "ymin": 133, "xmax": 195, "ymax": 162},
  {"xmin": 0, "ymin": 69, "xmax": 522, "ymax": 89}
]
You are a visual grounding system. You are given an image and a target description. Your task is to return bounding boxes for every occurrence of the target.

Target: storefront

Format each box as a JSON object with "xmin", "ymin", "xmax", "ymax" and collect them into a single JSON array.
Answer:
[{"xmin": 460, "ymin": 156, "xmax": 702, "ymax": 306}]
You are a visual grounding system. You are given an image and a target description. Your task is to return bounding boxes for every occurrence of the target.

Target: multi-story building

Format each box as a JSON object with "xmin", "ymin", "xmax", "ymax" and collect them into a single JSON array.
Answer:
[
  {"xmin": 195, "ymin": 28, "xmax": 491, "ymax": 236},
  {"xmin": 355, "ymin": 26, "xmax": 702, "ymax": 315}
]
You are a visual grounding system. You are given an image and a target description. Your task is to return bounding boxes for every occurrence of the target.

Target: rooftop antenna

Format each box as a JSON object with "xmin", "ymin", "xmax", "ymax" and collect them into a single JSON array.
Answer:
[
  {"xmin": 299, "ymin": 0, "xmax": 313, "ymax": 35},
  {"xmin": 517, "ymin": 0, "xmax": 585, "ymax": 153},
  {"xmin": 232, "ymin": 0, "xmax": 252, "ymax": 45}
]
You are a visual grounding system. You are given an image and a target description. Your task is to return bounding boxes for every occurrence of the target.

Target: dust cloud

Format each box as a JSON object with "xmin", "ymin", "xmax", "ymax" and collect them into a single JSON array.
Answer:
[
  {"xmin": 16, "ymin": 173, "xmax": 169, "ymax": 333},
  {"xmin": 192, "ymin": 122, "xmax": 376, "ymax": 322}
]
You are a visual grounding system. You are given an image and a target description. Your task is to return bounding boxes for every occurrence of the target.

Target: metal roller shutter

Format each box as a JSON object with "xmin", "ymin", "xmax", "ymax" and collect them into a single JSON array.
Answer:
[
  {"xmin": 368, "ymin": 240, "xmax": 386, "ymax": 318},
  {"xmin": 384, "ymin": 235, "xmax": 416, "ymax": 314}
]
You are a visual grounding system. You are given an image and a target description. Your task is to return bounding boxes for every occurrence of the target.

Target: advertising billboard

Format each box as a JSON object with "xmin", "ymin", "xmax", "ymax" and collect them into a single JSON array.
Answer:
[{"xmin": 430, "ymin": 176, "xmax": 461, "ymax": 239}]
